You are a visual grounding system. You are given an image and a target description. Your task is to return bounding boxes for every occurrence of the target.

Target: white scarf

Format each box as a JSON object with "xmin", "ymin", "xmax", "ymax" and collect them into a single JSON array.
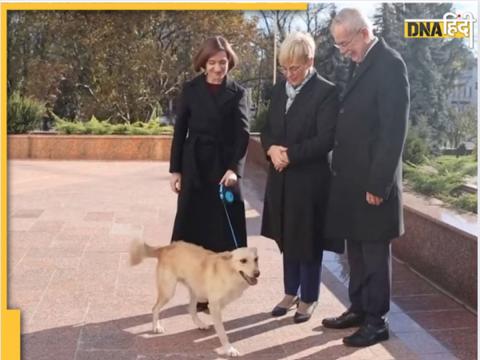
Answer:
[{"xmin": 285, "ymin": 67, "xmax": 316, "ymax": 113}]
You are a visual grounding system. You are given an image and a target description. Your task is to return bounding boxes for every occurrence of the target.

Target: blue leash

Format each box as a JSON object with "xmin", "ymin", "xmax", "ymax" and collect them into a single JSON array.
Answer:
[{"xmin": 219, "ymin": 184, "xmax": 239, "ymax": 248}]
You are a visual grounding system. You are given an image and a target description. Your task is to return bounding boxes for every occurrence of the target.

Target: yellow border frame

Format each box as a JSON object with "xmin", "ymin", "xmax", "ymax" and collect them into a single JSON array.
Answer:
[
  {"xmin": 2, "ymin": 3, "xmax": 307, "ymax": 11},
  {"xmin": 0, "ymin": 5, "xmax": 20, "ymax": 360},
  {"xmin": 0, "ymin": 3, "xmax": 307, "ymax": 359}
]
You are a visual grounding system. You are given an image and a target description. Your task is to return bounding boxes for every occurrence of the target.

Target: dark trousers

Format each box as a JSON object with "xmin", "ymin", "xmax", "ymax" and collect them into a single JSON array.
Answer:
[
  {"xmin": 347, "ymin": 238, "xmax": 391, "ymax": 326},
  {"xmin": 283, "ymin": 253, "xmax": 323, "ymax": 303}
]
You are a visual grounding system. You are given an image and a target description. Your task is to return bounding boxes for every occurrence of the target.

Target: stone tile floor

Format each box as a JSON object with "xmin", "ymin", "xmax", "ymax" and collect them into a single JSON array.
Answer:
[{"xmin": 7, "ymin": 160, "xmax": 477, "ymax": 359}]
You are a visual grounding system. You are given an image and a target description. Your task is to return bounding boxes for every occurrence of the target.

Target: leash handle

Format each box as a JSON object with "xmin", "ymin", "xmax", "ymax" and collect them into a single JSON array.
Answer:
[
  {"xmin": 219, "ymin": 184, "xmax": 234, "ymax": 203},
  {"xmin": 219, "ymin": 184, "xmax": 239, "ymax": 248}
]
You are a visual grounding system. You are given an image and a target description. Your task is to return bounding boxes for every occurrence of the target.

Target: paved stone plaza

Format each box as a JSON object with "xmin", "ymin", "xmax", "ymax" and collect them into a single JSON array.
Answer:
[{"xmin": 8, "ymin": 160, "xmax": 477, "ymax": 359}]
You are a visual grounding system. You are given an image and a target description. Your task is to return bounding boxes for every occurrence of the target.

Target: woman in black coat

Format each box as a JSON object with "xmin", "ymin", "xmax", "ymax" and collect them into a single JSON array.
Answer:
[
  {"xmin": 261, "ymin": 32, "xmax": 342, "ymax": 323},
  {"xmin": 169, "ymin": 37, "xmax": 250, "ymax": 272}
]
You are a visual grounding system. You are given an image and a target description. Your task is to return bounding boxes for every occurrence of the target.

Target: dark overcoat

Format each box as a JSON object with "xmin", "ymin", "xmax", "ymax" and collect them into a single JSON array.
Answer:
[
  {"xmin": 261, "ymin": 72, "xmax": 343, "ymax": 261},
  {"xmin": 324, "ymin": 39, "xmax": 410, "ymax": 243},
  {"xmin": 169, "ymin": 74, "xmax": 250, "ymax": 252}
]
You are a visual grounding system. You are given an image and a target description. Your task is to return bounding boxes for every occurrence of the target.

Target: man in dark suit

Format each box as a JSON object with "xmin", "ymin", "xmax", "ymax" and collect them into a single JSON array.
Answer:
[{"xmin": 322, "ymin": 8, "xmax": 410, "ymax": 347}]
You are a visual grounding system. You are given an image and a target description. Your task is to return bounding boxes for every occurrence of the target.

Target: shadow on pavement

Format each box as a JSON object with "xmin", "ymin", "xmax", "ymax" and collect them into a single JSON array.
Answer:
[{"xmin": 21, "ymin": 284, "xmax": 428, "ymax": 360}]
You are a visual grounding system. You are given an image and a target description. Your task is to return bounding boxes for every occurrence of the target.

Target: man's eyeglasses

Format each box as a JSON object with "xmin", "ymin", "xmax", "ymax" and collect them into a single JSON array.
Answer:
[
  {"xmin": 333, "ymin": 29, "xmax": 363, "ymax": 49},
  {"xmin": 279, "ymin": 65, "xmax": 302, "ymax": 75}
]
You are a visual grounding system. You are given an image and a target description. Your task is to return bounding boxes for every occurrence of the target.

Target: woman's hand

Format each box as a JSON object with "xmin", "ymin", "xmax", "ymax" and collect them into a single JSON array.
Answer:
[
  {"xmin": 170, "ymin": 173, "xmax": 182, "ymax": 193},
  {"xmin": 268, "ymin": 145, "xmax": 289, "ymax": 172},
  {"xmin": 276, "ymin": 151, "xmax": 289, "ymax": 172},
  {"xmin": 220, "ymin": 170, "xmax": 238, "ymax": 187},
  {"xmin": 366, "ymin": 192, "xmax": 383, "ymax": 206}
]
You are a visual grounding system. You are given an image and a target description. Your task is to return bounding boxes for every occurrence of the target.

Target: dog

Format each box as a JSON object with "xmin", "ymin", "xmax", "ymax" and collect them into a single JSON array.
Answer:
[{"xmin": 129, "ymin": 240, "xmax": 260, "ymax": 357}]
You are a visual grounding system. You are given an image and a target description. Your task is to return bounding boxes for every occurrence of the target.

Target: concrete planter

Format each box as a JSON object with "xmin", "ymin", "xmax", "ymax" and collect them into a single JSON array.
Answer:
[{"xmin": 8, "ymin": 134, "xmax": 172, "ymax": 160}]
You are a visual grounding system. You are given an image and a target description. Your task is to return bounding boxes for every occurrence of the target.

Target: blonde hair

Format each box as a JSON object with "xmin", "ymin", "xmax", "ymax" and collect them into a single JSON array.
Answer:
[{"xmin": 278, "ymin": 32, "xmax": 315, "ymax": 66}]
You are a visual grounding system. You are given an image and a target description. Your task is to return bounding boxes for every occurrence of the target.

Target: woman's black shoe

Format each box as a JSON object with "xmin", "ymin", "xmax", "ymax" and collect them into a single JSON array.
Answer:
[
  {"xmin": 293, "ymin": 301, "xmax": 317, "ymax": 324},
  {"xmin": 271, "ymin": 296, "xmax": 299, "ymax": 317}
]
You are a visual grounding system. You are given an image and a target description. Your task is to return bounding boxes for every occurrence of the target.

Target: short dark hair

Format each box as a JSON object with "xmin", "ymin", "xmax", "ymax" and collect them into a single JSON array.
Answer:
[{"xmin": 192, "ymin": 36, "xmax": 238, "ymax": 72}]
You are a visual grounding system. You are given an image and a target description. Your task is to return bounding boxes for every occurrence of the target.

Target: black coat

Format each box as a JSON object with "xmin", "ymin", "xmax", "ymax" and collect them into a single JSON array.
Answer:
[
  {"xmin": 169, "ymin": 74, "xmax": 250, "ymax": 252},
  {"xmin": 324, "ymin": 39, "xmax": 410, "ymax": 243},
  {"xmin": 261, "ymin": 72, "xmax": 343, "ymax": 261}
]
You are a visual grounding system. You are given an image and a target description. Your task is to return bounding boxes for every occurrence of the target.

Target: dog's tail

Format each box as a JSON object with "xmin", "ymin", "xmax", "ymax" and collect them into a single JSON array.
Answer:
[{"xmin": 129, "ymin": 240, "xmax": 161, "ymax": 266}]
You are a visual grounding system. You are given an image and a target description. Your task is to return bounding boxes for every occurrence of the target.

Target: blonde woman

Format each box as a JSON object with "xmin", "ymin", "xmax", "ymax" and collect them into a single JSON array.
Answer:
[{"xmin": 261, "ymin": 32, "xmax": 343, "ymax": 323}]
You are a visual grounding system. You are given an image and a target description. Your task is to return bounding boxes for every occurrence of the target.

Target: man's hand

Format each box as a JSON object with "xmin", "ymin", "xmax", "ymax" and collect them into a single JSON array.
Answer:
[
  {"xmin": 366, "ymin": 192, "xmax": 383, "ymax": 206},
  {"xmin": 220, "ymin": 169, "xmax": 238, "ymax": 187},
  {"xmin": 170, "ymin": 173, "xmax": 182, "ymax": 193},
  {"xmin": 267, "ymin": 145, "xmax": 289, "ymax": 172}
]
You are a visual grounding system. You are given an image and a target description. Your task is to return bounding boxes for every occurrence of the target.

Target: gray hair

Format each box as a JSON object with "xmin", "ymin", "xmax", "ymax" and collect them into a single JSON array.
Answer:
[
  {"xmin": 331, "ymin": 8, "xmax": 373, "ymax": 34},
  {"xmin": 278, "ymin": 32, "xmax": 315, "ymax": 66}
]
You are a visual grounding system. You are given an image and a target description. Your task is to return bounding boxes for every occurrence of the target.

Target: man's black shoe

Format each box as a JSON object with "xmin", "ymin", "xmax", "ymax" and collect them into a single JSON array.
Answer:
[
  {"xmin": 343, "ymin": 323, "xmax": 389, "ymax": 347},
  {"xmin": 322, "ymin": 310, "xmax": 365, "ymax": 329}
]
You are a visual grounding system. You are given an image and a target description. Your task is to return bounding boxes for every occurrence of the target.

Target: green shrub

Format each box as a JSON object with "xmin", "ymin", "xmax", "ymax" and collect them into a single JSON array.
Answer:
[
  {"xmin": 403, "ymin": 131, "xmax": 429, "ymax": 164},
  {"xmin": 128, "ymin": 122, "xmax": 152, "ymax": 135},
  {"xmin": 110, "ymin": 124, "xmax": 129, "ymax": 135},
  {"xmin": 407, "ymin": 170, "xmax": 462, "ymax": 196},
  {"xmin": 83, "ymin": 116, "xmax": 112, "ymax": 135},
  {"xmin": 435, "ymin": 155, "xmax": 477, "ymax": 177},
  {"xmin": 404, "ymin": 155, "xmax": 477, "ymax": 213},
  {"xmin": 143, "ymin": 118, "xmax": 173, "ymax": 135},
  {"xmin": 54, "ymin": 116, "xmax": 173, "ymax": 135},
  {"xmin": 448, "ymin": 193, "xmax": 477, "ymax": 213},
  {"xmin": 7, "ymin": 92, "xmax": 45, "ymax": 134},
  {"xmin": 53, "ymin": 118, "xmax": 86, "ymax": 134},
  {"xmin": 250, "ymin": 102, "xmax": 269, "ymax": 133}
]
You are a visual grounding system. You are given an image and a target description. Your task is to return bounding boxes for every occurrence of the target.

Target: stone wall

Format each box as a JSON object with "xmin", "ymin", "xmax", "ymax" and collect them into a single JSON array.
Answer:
[
  {"xmin": 394, "ymin": 194, "xmax": 477, "ymax": 310},
  {"xmin": 8, "ymin": 134, "xmax": 172, "ymax": 160}
]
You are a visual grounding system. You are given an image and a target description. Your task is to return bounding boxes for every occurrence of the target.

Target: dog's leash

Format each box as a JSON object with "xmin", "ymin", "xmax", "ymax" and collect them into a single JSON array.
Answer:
[{"xmin": 219, "ymin": 184, "xmax": 239, "ymax": 249}]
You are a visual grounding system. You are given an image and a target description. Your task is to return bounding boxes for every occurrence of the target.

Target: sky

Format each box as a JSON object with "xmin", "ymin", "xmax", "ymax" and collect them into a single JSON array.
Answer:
[
  {"xmin": 335, "ymin": 1, "xmax": 477, "ymax": 18},
  {"xmin": 252, "ymin": 1, "xmax": 478, "ymax": 54},
  {"xmin": 336, "ymin": 1, "xmax": 478, "ymax": 52}
]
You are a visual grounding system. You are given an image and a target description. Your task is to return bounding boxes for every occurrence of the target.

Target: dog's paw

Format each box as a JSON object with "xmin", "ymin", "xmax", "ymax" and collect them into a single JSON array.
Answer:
[
  {"xmin": 152, "ymin": 324, "xmax": 165, "ymax": 334},
  {"xmin": 219, "ymin": 345, "xmax": 240, "ymax": 357},
  {"xmin": 195, "ymin": 319, "xmax": 210, "ymax": 330},
  {"xmin": 197, "ymin": 323, "xmax": 210, "ymax": 330}
]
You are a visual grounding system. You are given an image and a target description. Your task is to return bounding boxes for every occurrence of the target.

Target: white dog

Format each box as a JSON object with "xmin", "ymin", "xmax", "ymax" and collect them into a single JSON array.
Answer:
[{"xmin": 130, "ymin": 240, "xmax": 260, "ymax": 357}]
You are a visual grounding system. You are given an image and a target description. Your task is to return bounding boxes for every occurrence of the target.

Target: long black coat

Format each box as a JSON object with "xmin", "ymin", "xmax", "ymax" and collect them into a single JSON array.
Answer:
[
  {"xmin": 169, "ymin": 74, "xmax": 250, "ymax": 252},
  {"xmin": 324, "ymin": 39, "xmax": 410, "ymax": 243},
  {"xmin": 261, "ymin": 72, "xmax": 343, "ymax": 261}
]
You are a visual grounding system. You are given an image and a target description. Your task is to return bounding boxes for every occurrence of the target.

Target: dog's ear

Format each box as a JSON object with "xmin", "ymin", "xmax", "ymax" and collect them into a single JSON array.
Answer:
[{"xmin": 220, "ymin": 252, "xmax": 233, "ymax": 261}]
